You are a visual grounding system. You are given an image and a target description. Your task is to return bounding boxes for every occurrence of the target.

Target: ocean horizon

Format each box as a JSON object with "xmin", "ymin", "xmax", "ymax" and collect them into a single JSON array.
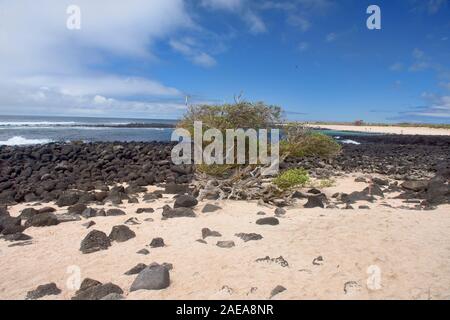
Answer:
[{"xmin": 0, "ymin": 114, "xmax": 369, "ymax": 146}]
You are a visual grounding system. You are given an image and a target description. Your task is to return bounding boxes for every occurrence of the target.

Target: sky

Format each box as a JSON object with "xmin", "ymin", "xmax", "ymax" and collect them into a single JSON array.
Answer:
[{"xmin": 0, "ymin": 0, "xmax": 449, "ymax": 123}]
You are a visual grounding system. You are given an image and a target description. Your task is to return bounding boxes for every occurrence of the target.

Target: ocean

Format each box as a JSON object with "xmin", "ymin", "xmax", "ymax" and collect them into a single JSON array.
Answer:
[
  {"xmin": 0, "ymin": 115, "xmax": 366, "ymax": 146},
  {"xmin": 0, "ymin": 115, "xmax": 178, "ymax": 145}
]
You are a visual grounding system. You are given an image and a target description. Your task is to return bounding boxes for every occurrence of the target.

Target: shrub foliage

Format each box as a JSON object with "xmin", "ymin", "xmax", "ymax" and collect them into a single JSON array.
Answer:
[{"xmin": 273, "ymin": 168, "xmax": 310, "ymax": 190}]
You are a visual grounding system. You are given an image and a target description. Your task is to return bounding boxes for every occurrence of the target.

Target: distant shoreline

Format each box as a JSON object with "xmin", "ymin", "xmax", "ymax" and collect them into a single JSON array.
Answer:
[{"xmin": 307, "ymin": 124, "xmax": 450, "ymax": 136}]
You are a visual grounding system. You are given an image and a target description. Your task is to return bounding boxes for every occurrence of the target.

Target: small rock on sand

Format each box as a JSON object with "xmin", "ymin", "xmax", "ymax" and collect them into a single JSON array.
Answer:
[
  {"xmin": 274, "ymin": 207, "xmax": 286, "ymax": 216},
  {"xmin": 270, "ymin": 285, "xmax": 286, "ymax": 299},
  {"xmin": 216, "ymin": 241, "xmax": 235, "ymax": 248},
  {"xmin": 256, "ymin": 217, "xmax": 279, "ymax": 226},
  {"xmin": 83, "ymin": 221, "xmax": 96, "ymax": 229},
  {"xmin": 201, "ymin": 204, "xmax": 222, "ymax": 213},
  {"xmin": 150, "ymin": 237, "xmax": 165, "ymax": 248},
  {"xmin": 202, "ymin": 228, "xmax": 222, "ymax": 239},
  {"xmin": 124, "ymin": 217, "xmax": 140, "ymax": 225},
  {"xmin": 106, "ymin": 209, "xmax": 126, "ymax": 216},
  {"xmin": 26, "ymin": 283, "xmax": 61, "ymax": 300},
  {"xmin": 125, "ymin": 263, "xmax": 148, "ymax": 275},
  {"xmin": 313, "ymin": 256, "xmax": 324, "ymax": 265},
  {"xmin": 137, "ymin": 248, "xmax": 150, "ymax": 255},
  {"xmin": 72, "ymin": 279, "xmax": 123, "ymax": 300},
  {"xmin": 136, "ymin": 208, "xmax": 154, "ymax": 214},
  {"xmin": 235, "ymin": 233, "xmax": 263, "ymax": 242},
  {"xmin": 304, "ymin": 195, "xmax": 325, "ymax": 208}
]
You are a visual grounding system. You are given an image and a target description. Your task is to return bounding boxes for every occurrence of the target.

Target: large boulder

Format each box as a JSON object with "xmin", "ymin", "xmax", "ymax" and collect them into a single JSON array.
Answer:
[
  {"xmin": 1, "ymin": 224, "xmax": 26, "ymax": 235},
  {"xmin": 130, "ymin": 264, "xmax": 170, "ymax": 291},
  {"xmin": 174, "ymin": 195, "xmax": 198, "ymax": 208},
  {"xmin": 80, "ymin": 230, "xmax": 111, "ymax": 254},
  {"xmin": 108, "ymin": 225, "xmax": 136, "ymax": 242},
  {"xmin": 56, "ymin": 192, "xmax": 80, "ymax": 207},
  {"xmin": 68, "ymin": 204, "xmax": 87, "ymax": 215},
  {"xmin": 401, "ymin": 180, "xmax": 429, "ymax": 192},
  {"xmin": 25, "ymin": 213, "xmax": 59, "ymax": 227},
  {"xmin": 162, "ymin": 205, "xmax": 196, "ymax": 219},
  {"xmin": 81, "ymin": 207, "xmax": 98, "ymax": 218},
  {"xmin": 426, "ymin": 178, "xmax": 449, "ymax": 205},
  {"xmin": 0, "ymin": 205, "xmax": 8, "ymax": 216},
  {"xmin": 164, "ymin": 184, "xmax": 189, "ymax": 194},
  {"xmin": 19, "ymin": 208, "xmax": 39, "ymax": 220}
]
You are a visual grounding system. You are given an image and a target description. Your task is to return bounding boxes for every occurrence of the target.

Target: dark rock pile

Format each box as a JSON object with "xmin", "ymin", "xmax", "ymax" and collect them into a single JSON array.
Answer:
[
  {"xmin": 0, "ymin": 142, "xmax": 194, "ymax": 205},
  {"xmin": 1, "ymin": 135, "xmax": 448, "ymax": 206},
  {"xmin": 284, "ymin": 134, "xmax": 450, "ymax": 180}
]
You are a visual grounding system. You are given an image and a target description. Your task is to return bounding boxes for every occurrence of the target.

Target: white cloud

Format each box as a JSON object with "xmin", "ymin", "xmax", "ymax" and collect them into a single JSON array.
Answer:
[
  {"xmin": 201, "ymin": 0, "xmax": 243, "ymax": 11},
  {"xmin": 390, "ymin": 63, "xmax": 404, "ymax": 71},
  {"xmin": 287, "ymin": 15, "xmax": 311, "ymax": 32},
  {"xmin": 427, "ymin": 0, "xmax": 447, "ymax": 14},
  {"xmin": 440, "ymin": 82, "xmax": 450, "ymax": 90},
  {"xmin": 297, "ymin": 42, "xmax": 310, "ymax": 52},
  {"xmin": 407, "ymin": 93, "xmax": 450, "ymax": 118},
  {"xmin": 325, "ymin": 32, "xmax": 337, "ymax": 42},
  {"xmin": 412, "ymin": 48, "xmax": 425, "ymax": 59},
  {"xmin": 192, "ymin": 53, "xmax": 217, "ymax": 67},
  {"xmin": 0, "ymin": 0, "xmax": 192, "ymax": 116},
  {"xmin": 409, "ymin": 48, "xmax": 433, "ymax": 72},
  {"xmin": 169, "ymin": 39, "xmax": 217, "ymax": 68},
  {"xmin": 245, "ymin": 11, "xmax": 267, "ymax": 34}
]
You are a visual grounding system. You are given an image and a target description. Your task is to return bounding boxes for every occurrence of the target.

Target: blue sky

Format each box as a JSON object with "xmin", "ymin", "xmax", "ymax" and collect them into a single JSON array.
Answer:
[{"xmin": 0, "ymin": 0, "xmax": 449, "ymax": 123}]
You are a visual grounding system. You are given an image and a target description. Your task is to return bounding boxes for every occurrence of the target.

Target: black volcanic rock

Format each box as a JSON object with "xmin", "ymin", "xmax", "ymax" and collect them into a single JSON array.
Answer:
[
  {"xmin": 25, "ymin": 212, "xmax": 59, "ymax": 227},
  {"xmin": 162, "ymin": 205, "xmax": 196, "ymax": 219},
  {"xmin": 174, "ymin": 195, "xmax": 198, "ymax": 208},
  {"xmin": 26, "ymin": 283, "xmax": 61, "ymax": 300},
  {"xmin": 80, "ymin": 230, "xmax": 111, "ymax": 254},
  {"xmin": 72, "ymin": 279, "xmax": 123, "ymax": 300},
  {"xmin": 108, "ymin": 225, "xmax": 136, "ymax": 242},
  {"xmin": 304, "ymin": 194, "xmax": 326, "ymax": 208},
  {"xmin": 256, "ymin": 217, "xmax": 279, "ymax": 226}
]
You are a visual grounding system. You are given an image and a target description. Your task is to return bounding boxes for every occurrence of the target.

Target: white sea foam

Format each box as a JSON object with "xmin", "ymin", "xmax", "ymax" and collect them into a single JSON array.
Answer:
[
  {"xmin": 341, "ymin": 139, "xmax": 361, "ymax": 145},
  {"xmin": 0, "ymin": 121, "xmax": 77, "ymax": 126},
  {"xmin": 0, "ymin": 136, "xmax": 53, "ymax": 146}
]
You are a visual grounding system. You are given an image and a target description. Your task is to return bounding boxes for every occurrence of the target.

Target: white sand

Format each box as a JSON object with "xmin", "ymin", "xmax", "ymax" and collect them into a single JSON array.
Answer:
[
  {"xmin": 308, "ymin": 124, "xmax": 450, "ymax": 136},
  {"xmin": 1, "ymin": 175, "xmax": 450, "ymax": 300}
]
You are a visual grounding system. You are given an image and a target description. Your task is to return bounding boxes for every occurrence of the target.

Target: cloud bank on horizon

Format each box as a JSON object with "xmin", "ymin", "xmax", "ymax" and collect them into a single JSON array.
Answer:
[{"xmin": 0, "ymin": 0, "xmax": 449, "ymax": 122}]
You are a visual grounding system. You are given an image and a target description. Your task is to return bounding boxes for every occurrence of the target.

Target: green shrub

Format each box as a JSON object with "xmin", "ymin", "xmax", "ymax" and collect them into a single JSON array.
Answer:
[
  {"xmin": 273, "ymin": 168, "xmax": 310, "ymax": 190},
  {"xmin": 281, "ymin": 132, "xmax": 341, "ymax": 158},
  {"xmin": 178, "ymin": 101, "xmax": 282, "ymax": 134},
  {"xmin": 177, "ymin": 101, "xmax": 283, "ymax": 177}
]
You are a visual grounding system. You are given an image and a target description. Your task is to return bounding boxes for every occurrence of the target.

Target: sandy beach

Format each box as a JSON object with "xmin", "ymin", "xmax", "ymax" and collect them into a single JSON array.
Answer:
[
  {"xmin": 1, "ymin": 174, "xmax": 449, "ymax": 300},
  {"xmin": 308, "ymin": 124, "xmax": 450, "ymax": 136}
]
